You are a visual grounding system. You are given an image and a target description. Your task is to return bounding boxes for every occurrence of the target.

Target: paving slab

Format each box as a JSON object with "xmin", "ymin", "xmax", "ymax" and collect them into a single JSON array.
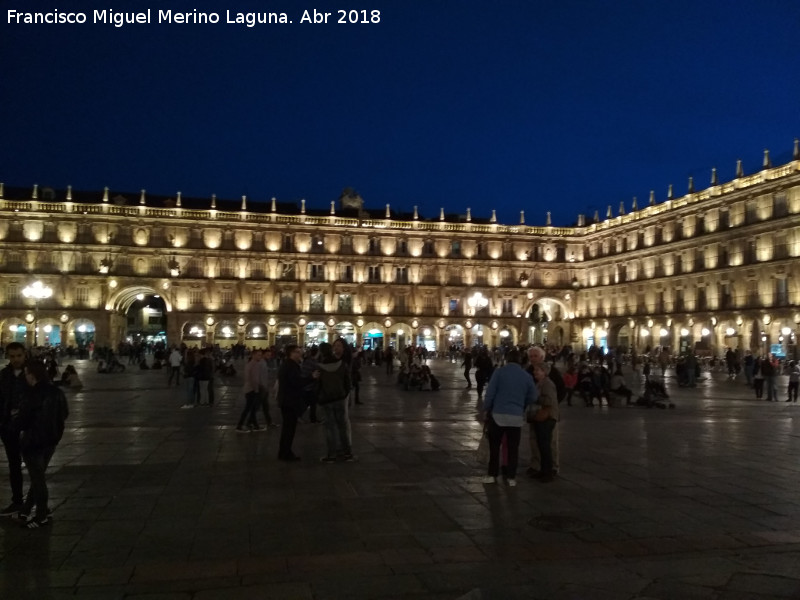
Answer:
[{"xmin": 1, "ymin": 359, "xmax": 800, "ymax": 598}]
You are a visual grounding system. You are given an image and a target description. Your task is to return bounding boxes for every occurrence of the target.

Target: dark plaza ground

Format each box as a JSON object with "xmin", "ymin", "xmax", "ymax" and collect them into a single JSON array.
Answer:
[{"xmin": 1, "ymin": 359, "xmax": 800, "ymax": 600}]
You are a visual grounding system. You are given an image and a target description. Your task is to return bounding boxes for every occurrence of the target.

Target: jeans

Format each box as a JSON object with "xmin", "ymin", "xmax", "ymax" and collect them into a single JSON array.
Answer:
[
  {"xmin": 278, "ymin": 407, "xmax": 299, "ymax": 459},
  {"xmin": 486, "ymin": 418, "xmax": 521, "ymax": 479},
  {"xmin": 0, "ymin": 429, "xmax": 23, "ymax": 505},
  {"xmin": 259, "ymin": 388, "xmax": 272, "ymax": 425},
  {"xmin": 754, "ymin": 378, "xmax": 764, "ymax": 398},
  {"xmin": 22, "ymin": 445, "xmax": 55, "ymax": 518},
  {"xmin": 529, "ymin": 422, "xmax": 560, "ymax": 472},
  {"xmin": 765, "ymin": 376, "xmax": 777, "ymax": 402},
  {"xmin": 198, "ymin": 380, "xmax": 210, "ymax": 405},
  {"xmin": 237, "ymin": 391, "xmax": 260, "ymax": 429},
  {"xmin": 167, "ymin": 366, "xmax": 181, "ymax": 386},
  {"xmin": 533, "ymin": 419, "xmax": 557, "ymax": 475},
  {"xmin": 744, "ymin": 365, "xmax": 754, "ymax": 386},
  {"xmin": 789, "ymin": 381, "xmax": 799, "ymax": 402},
  {"xmin": 320, "ymin": 399, "xmax": 352, "ymax": 457},
  {"xmin": 184, "ymin": 376, "xmax": 196, "ymax": 405}
]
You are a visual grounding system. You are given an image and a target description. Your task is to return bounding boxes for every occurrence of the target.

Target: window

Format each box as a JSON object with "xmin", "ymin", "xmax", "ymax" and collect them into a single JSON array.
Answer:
[
  {"xmin": 6, "ymin": 284, "xmax": 19, "ymax": 302},
  {"xmin": 311, "ymin": 236, "xmax": 324, "ymax": 253},
  {"xmin": 309, "ymin": 293, "xmax": 324, "ymax": 312},
  {"xmin": 368, "ymin": 238, "xmax": 379, "ymax": 255},
  {"xmin": 502, "ymin": 299, "xmax": 513, "ymax": 314},
  {"xmin": 251, "ymin": 291, "xmax": 263, "ymax": 307},
  {"xmin": 449, "ymin": 298, "xmax": 460, "ymax": 315},
  {"xmin": 395, "ymin": 267, "xmax": 408, "ymax": 283},
  {"xmin": 279, "ymin": 293, "xmax": 295, "ymax": 310},
  {"xmin": 775, "ymin": 278, "xmax": 789, "ymax": 307},
  {"xmin": 220, "ymin": 290, "xmax": 234, "ymax": 306},
  {"xmin": 250, "ymin": 261, "xmax": 265, "ymax": 279},
  {"xmin": 424, "ymin": 296, "xmax": 437, "ymax": 310},
  {"xmin": 675, "ymin": 289, "xmax": 684, "ymax": 312},
  {"xmin": 451, "ymin": 241, "xmax": 461, "ymax": 257},
  {"xmin": 76, "ymin": 287, "xmax": 89, "ymax": 304},
  {"xmin": 747, "ymin": 280, "xmax": 759, "ymax": 306},
  {"xmin": 697, "ymin": 288, "xmax": 707, "ymax": 311},
  {"xmin": 476, "ymin": 242, "xmax": 484, "ymax": 257},
  {"xmin": 342, "ymin": 265, "xmax": 353, "ymax": 282},
  {"xmin": 220, "ymin": 260, "xmax": 234, "ymax": 278},
  {"xmin": 720, "ymin": 283, "xmax": 732, "ymax": 309},
  {"xmin": 283, "ymin": 235, "xmax": 293, "ymax": 252},
  {"xmin": 398, "ymin": 240, "xmax": 408, "ymax": 255},
  {"xmin": 423, "ymin": 241, "xmax": 435, "ymax": 256},
  {"xmin": 341, "ymin": 236, "xmax": 352, "ymax": 253},
  {"xmin": 367, "ymin": 294, "xmax": 378, "ymax": 313},
  {"xmin": 309, "ymin": 264, "xmax": 324, "ymax": 281},
  {"xmin": 338, "ymin": 294, "xmax": 353, "ymax": 313},
  {"xmin": 395, "ymin": 295, "xmax": 407, "ymax": 313},
  {"xmin": 368, "ymin": 266, "xmax": 381, "ymax": 283},
  {"xmin": 190, "ymin": 289, "xmax": 204, "ymax": 306},
  {"xmin": 281, "ymin": 262, "xmax": 295, "ymax": 280},
  {"xmin": 7, "ymin": 252, "xmax": 23, "ymax": 269}
]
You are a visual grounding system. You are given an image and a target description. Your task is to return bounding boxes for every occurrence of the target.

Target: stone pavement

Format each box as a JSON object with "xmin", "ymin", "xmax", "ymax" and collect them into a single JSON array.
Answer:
[{"xmin": 1, "ymin": 358, "xmax": 800, "ymax": 600}]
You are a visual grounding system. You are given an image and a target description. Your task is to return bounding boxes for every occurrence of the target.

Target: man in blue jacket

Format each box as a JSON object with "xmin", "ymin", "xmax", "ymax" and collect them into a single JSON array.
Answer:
[{"xmin": 481, "ymin": 349, "xmax": 537, "ymax": 486}]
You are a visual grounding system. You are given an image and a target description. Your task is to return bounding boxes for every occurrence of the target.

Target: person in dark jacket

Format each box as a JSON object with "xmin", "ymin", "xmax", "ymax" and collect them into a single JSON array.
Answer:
[
  {"xmin": 318, "ymin": 342, "xmax": 353, "ymax": 462},
  {"xmin": 277, "ymin": 345, "xmax": 307, "ymax": 461},
  {"xmin": 0, "ymin": 342, "xmax": 29, "ymax": 517},
  {"xmin": 18, "ymin": 360, "xmax": 68, "ymax": 528},
  {"xmin": 474, "ymin": 348, "xmax": 495, "ymax": 399}
]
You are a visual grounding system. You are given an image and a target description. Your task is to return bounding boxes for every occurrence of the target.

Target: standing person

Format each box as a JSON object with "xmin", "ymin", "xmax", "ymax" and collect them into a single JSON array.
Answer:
[
  {"xmin": 301, "ymin": 346, "xmax": 322, "ymax": 423},
  {"xmin": 786, "ymin": 361, "xmax": 799, "ymax": 403},
  {"xmin": 0, "ymin": 343, "xmax": 29, "ymax": 517},
  {"xmin": 317, "ymin": 342, "xmax": 353, "ymax": 462},
  {"xmin": 180, "ymin": 348, "xmax": 197, "ymax": 409},
  {"xmin": 753, "ymin": 355, "xmax": 765, "ymax": 399},
  {"xmin": 236, "ymin": 349, "xmax": 265, "ymax": 432},
  {"xmin": 562, "ymin": 363, "xmax": 577, "ymax": 407},
  {"xmin": 167, "ymin": 346, "xmax": 182, "ymax": 386},
  {"xmin": 530, "ymin": 362, "xmax": 559, "ymax": 483},
  {"xmin": 17, "ymin": 360, "xmax": 68, "ymax": 528},
  {"xmin": 384, "ymin": 346, "xmax": 394, "ymax": 375},
  {"xmin": 461, "ymin": 349, "xmax": 473, "ymax": 389},
  {"xmin": 743, "ymin": 351, "xmax": 755, "ymax": 387},
  {"xmin": 259, "ymin": 348, "xmax": 279, "ymax": 426},
  {"xmin": 351, "ymin": 349, "xmax": 363, "ymax": 405},
  {"xmin": 277, "ymin": 345, "xmax": 306, "ymax": 461},
  {"xmin": 526, "ymin": 346, "xmax": 564, "ymax": 474},
  {"xmin": 195, "ymin": 348, "xmax": 214, "ymax": 406},
  {"xmin": 762, "ymin": 353, "xmax": 778, "ymax": 402},
  {"xmin": 474, "ymin": 348, "xmax": 494, "ymax": 400},
  {"xmin": 480, "ymin": 349, "xmax": 537, "ymax": 486}
]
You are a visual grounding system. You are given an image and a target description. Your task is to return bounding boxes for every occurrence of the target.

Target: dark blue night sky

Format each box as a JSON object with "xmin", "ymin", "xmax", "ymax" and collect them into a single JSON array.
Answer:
[{"xmin": 2, "ymin": 0, "xmax": 799, "ymax": 225}]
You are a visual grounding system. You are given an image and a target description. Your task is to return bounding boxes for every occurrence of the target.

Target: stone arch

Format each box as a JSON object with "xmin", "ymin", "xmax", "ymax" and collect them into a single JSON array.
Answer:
[
  {"xmin": 106, "ymin": 284, "xmax": 173, "ymax": 313},
  {"xmin": 522, "ymin": 296, "xmax": 569, "ymax": 322}
]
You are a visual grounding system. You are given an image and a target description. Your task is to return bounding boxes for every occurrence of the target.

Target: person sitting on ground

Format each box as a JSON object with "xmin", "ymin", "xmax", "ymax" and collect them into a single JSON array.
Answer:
[
  {"xmin": 609, "ymin": 367, "xmax": 633, "ymax": 405},
  {"xmin": 58, "ymin": 365, "xmax": 83, "ymax": 390}
]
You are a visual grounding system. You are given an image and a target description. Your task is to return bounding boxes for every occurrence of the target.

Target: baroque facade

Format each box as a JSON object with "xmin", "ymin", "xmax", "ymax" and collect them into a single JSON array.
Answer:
[{"xmin": 1, "ymin": 142, "xmax": 799, "ymax": 358}]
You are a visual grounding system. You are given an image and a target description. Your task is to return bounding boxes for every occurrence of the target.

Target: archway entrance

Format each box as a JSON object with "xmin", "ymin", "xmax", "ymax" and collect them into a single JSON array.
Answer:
[{"xmin": 125, "ymin": 294, "xmax": 168, "ymax": 347}]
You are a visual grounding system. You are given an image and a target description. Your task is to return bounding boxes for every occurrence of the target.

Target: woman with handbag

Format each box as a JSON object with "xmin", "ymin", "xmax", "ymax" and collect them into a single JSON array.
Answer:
[{"xmin": 530, "ymin": 362, "xmax": 559, "ymax": 483}]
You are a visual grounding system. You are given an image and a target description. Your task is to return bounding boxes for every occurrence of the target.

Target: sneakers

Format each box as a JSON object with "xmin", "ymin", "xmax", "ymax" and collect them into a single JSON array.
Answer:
[
  {"xmin": 180, "ymin": 404, "xmax": 194, "ymax": 409},
  {"xmin": 342, "ymin": 454, "xmax": 356, "ymax": 462},
  {"xmin": 481, "ymin": 476, "xmax": 497, "ymax": 484},
  {"xmin": 507, "ymin": 479, "xmax": 517, "ymax": 487},
  {"xmin": 0, "ymin": 503, "xmax": 23, "ymax": 517},
  {"xmin": 22, "ymin": 516, "xmax": 49, "ymax": 529},
  {"xmin": 320, "ymin": 456, "xmax": 338, "ymax": 463},
  {"xmin": 250, "ymin": 426, "xmax": 267, "ymax": 432},
  {"xmin": 235, "ymin": 427, "xmax": 251, "ymax": 434}
]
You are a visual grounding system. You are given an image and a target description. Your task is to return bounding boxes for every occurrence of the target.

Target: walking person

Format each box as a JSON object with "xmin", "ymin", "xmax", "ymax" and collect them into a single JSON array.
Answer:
[
  {"xmin": 762, "ymin": 353, "xmax": 777, "ymax": 402},
  {"xmin": 480, "ymin": 349, "xmax": 536, "ymax": 486},
  {"xmin": 317, "ymin": 342, "xmax": 354, "ymax": 462},
  {"xmin": 167, "ymin": 346, "xmax": 182, "ymax": 386},
  {"xmin": 474, "ymin": 348, "xmax": 494, "ymax": 400},
  {"xmin": 461, "ymin": 349, "xmax": 473, "ymax": 389},
  {"xmin": 17, "ymin": 360, "xmax": 69, "ymax": 528},
  {"xmin": 753, "ymin": 355, "xmax": 765, "ymax": 399},
  {"xmin": 236, "ymin": 349, "xmax": 265, "ymax": 432},
  {"xmin": 786, "ymin": 361, "xmax": 799, "ymax": 403},
  {"xmin": 0, "ymin": 343, "xmax": 30, "ymax": 517},
  {"xmin": 277, "ymin": 345, "xmax": 307, "ymax": 461}
]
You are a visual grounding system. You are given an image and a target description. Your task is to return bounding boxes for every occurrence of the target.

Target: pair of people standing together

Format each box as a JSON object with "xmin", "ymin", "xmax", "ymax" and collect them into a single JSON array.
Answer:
[
  {"xmin": 276, "ymin": 339, "xmax": 354, "ymax": 462},
  {"xmin": 480, "ymin": 348, "xmax": 560, "ymax": 486}
]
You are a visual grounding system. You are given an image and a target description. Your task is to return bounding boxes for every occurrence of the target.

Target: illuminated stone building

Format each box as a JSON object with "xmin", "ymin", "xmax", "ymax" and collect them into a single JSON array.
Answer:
[{"xmin": 1, "ymin": 141, "xmax": 799, "ymax": 357}]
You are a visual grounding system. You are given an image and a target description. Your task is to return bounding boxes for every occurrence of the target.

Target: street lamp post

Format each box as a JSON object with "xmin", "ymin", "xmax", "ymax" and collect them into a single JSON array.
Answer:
[{"xmin": 22, "ymin": 281, "xmax": 53, "ymax": 347}]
